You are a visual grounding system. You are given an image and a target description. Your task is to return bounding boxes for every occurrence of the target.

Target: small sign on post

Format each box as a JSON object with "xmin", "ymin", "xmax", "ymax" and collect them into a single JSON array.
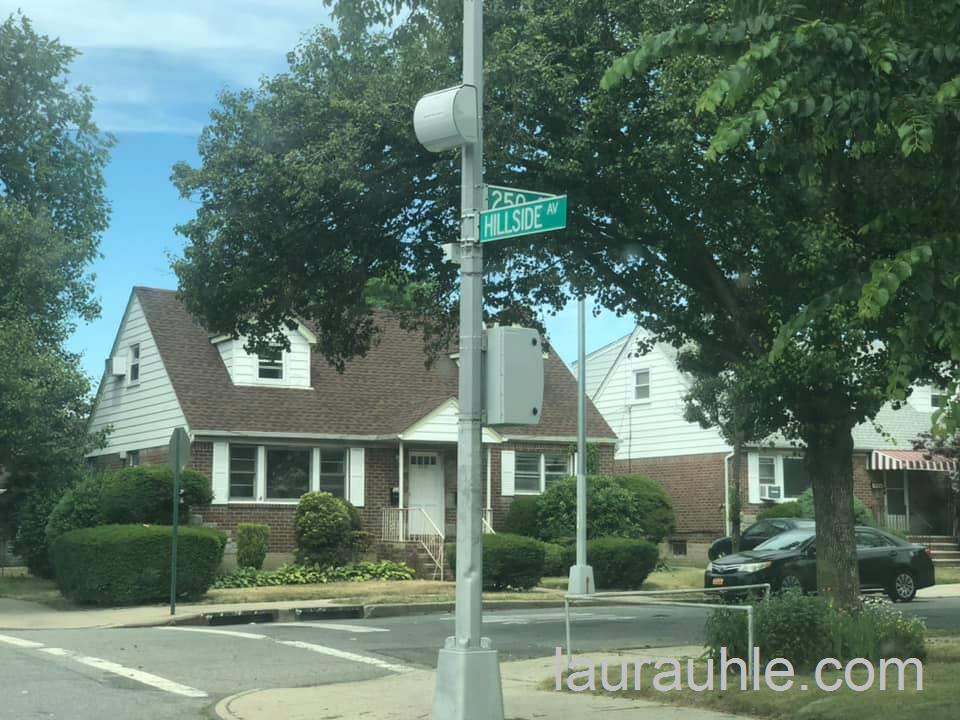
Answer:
[{"xmin": 168, "ymin": 427, "xmax": 190, "ymax": 615}]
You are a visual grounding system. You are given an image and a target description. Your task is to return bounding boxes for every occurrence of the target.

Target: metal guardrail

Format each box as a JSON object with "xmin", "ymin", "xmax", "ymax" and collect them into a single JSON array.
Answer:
[{"xmin": 563, "ymin": 584, "xmax": 772, "ymax": 677}]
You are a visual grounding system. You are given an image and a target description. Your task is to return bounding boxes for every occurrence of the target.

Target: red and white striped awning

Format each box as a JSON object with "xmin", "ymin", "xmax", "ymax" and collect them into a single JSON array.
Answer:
[{"xmin": 870, "ymin": 450, "xmax": 958, "ymax": 472}]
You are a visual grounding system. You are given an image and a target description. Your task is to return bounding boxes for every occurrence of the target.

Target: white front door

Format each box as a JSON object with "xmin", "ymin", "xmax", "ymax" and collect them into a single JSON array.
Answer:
[{"xmin": 408, "ymin": 452, "xmax": 444, "ymax": 536}]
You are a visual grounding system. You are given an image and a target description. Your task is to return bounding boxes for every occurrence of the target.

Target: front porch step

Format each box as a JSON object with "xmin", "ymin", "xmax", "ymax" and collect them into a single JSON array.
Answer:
[{"xmin": 907, "ymin": 535, "xmax": 956, "ymax": 542}]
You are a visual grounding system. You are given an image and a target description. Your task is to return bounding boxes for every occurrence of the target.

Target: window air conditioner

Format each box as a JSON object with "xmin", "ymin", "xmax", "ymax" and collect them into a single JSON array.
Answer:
[{"xmin": 106, "ymin": 356, "xmax": 127, "ymax": 376}]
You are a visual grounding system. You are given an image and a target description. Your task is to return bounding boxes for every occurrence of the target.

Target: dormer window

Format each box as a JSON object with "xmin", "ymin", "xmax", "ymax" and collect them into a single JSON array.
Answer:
[
  {"xmin": 258, "ymin": 347, "xmax": 283, "ymax": 380},
  {"xmin": 932, "ymin": 390, "xmax": 948, "ymax": 408}
]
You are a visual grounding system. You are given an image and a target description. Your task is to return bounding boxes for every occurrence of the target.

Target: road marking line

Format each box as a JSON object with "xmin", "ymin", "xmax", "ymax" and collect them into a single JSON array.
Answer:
[
  {"xmin": 278, "ymin": 640, "xmax": 413, "ymax": 673},
  {"xmin": 0, "ymin": 634, "xmax": 44, "ymax": 649},
  {"xmin": 155, "ymin": 627, "xmax": 268, "ymax": 640},
  {"xmin": 39, "ymin": 647, "xmax": 74, "ymax": 657},
  {"xmin": 272, "ymin": 622, "xmax": 390, "ymax": 633},
  {"xmin": 73, "ymin": 656, "xmax": 208, "ymax": 698}
]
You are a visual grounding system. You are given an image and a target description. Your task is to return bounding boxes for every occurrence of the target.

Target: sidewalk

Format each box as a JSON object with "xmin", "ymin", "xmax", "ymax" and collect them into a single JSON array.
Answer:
[{"xmin": 215, "ymin": 648, "xmax": 742, "ymax": 720}]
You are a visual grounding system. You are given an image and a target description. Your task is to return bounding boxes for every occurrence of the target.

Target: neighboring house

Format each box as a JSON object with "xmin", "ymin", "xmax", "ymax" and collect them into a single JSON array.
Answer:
[
  {"xmin": 580, "ymin": 327, "xmax": 959, "ymax": 562},
  {"xmin": 86, "ymin": 287, "xmax": 617, "ymax": 573}
]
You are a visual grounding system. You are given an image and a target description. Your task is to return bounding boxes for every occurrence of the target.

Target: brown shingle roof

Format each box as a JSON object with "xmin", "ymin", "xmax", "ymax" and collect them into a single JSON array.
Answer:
[{"xmin": 135, "ymin": 287, "xmax": 616, "ymax": 441}]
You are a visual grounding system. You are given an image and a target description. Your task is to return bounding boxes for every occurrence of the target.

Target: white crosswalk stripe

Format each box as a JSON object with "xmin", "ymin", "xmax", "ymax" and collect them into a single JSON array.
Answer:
[{"xmin": 272, "ymin": 622, "xmax": 390, "ymax": 633}]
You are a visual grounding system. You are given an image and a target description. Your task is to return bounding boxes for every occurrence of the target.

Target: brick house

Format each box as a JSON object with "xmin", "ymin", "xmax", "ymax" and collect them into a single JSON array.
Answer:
[
  {"xmin": 86, "ymin": 287, "xmax": 617, "ymax": 571},
  {"xmin": 580, "ymin": 327, "xmax": 958, "ymax": 562}
]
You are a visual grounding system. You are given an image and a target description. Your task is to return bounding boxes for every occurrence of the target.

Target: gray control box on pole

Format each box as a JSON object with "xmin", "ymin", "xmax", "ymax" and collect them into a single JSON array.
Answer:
[{"xmin": 484, "ymin": 326, "xmax": 544, "ymax": 426}]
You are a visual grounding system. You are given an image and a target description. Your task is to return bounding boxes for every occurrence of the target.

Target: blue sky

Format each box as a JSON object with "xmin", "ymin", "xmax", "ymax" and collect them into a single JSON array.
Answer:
[{"xmin": 10, "ymin": 2, "xmax": 635, "ymax": 384}]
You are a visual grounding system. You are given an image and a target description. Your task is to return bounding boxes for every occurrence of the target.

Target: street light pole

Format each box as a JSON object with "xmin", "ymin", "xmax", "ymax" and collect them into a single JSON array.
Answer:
[
  {"xmin": 432, "ymin": 1, "xmax": 505, "ymax": 718},
  {"xmin": 567, "ymin": 296, "xmax": 594, "ymax": 595}
]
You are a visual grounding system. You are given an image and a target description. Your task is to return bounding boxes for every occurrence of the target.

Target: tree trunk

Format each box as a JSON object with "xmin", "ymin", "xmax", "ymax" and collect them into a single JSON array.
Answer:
[{"xmin": 805, "ymin": 423, "xmax": 859, "ymax": 609}]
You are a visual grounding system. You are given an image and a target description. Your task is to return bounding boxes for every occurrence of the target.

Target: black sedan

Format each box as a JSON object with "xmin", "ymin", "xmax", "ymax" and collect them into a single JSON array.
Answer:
[
  {"xmin": 707, "ymin": 518, "xmax": 815, "ymax": 560},
  {"xmin": 704, "ymin": 525, "xmax": 936, "ymax": 602}
]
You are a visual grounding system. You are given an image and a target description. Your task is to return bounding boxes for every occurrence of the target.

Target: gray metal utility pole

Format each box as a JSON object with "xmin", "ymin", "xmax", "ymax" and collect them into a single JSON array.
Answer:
[
  {"xmin": 567, "ymin": 297, "xmax": 594, "ymax": 595},
  {"xmin": 432, "ymin": 1, "xmax": 505, "ymax": 718}
]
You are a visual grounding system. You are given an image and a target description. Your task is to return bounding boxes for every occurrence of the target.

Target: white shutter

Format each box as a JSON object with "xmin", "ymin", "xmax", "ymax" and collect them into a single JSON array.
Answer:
[
  {"xmin": 311, "ymin": 448, "xmax": 320, "ymax": 492},
  {"xmin": 349, "ymin": 448, "xmax": 365, "ymax": 507},
  {"xmin": 747, "ymin": 452, "xmax": 760, "ymax": 504},
  {"xmin": 212, "ymin": 442, "xmax": 229, "ymax": 505},
  {"xmin": 501, "ymin": 449, "xmax": 516, "ymax": 496},
  {"xmin": 571, "ymin": 451, "xmax": 579, "ymax": 476}
]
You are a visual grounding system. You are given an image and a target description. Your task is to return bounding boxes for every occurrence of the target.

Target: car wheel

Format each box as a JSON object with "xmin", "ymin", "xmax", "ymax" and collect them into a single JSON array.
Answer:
[
  {"xmin": 889, "ymin": 572, "xmax": 917, "ymax": 603},
  {"xmin": 779, "ymin": 574, "xmax": 803, "ymax": 594}
]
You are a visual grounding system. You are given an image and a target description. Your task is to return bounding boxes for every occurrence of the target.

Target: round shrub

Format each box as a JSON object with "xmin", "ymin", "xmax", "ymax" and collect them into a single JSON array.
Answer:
[
  {"xmin": 294, "ymin": 491, "xmax": 356, "ymax": 566},
  {"xmin": 504, "ymin": 496, "xmax": 540, "ymax": 537},
  {"xmin": 46, "ymin": 473, "xmax": 105, "ymax": 543},
  {"xmin": 537, "ymin": 476, "xmax": 644, "ymax": 544},
  {"xmin": 49, "ymin": 524, "xmax": 226, "ymax": 606},
  {"xmin": 448, "ymin": 533, "xmax": 546, "ymax": 590},
  {"xmin": 99, "ymin": 465, "xmax": 213, "ymax": 525},
  {"xmin": 758, "ymin": 501, "xmax": 803, "ymax": 519},
  {"xmin": 542, "ymin": 542, "xmax": 569, "ymax": 576},
  {"xmin": 236, "ymin": 523, "xmax": 271, "ymax": 569},
  {"xmin": 611, "ymin": 475, "xmax": 676, "ymax": 544},
  {"xmin": 12, "ymin": 485, "xmax": 63, "ymax": 579},
  {"xmin": 587, "ymin": 536, "xmax": 659, "ymax": 590},
  {"xmin": 797, "ymin": 487, "xmax": 874, "ymax": 526}
]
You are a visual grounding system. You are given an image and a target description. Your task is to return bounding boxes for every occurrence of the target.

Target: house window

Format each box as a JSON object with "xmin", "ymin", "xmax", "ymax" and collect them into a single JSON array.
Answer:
[
  {"xmin": 782, "ymin": 457, "xmax": 812, "ymax": 498},
  {"xmin": 634, "ymin": 370, "xmax": 651, "ymax": 400},
  {"xmin": 758, "ymin": 456, "xmax": 779, "ymax": 499},
  {"xmin": 266, "ymin": 448, "xmax": 310, "ymax": 499},
  {"xmin": 258, "ymin": 347, "xmax": 283, "ymax": 380},
  {"xmin": 931, "ymin": 391, "xmax": 947, "ymax": 408},
  {"xmin": 318, "ymin": 449, "xmax": 347, "ymax": 497},
  {"xmin": 515, "ymin": 451, "xmax": 570, "ymax": 494},
  {"xmin": 127, "ymin": 450, "xmax": 141, "ymax": 467},
  {"xmin": 670, "ymin": 539, "xmax": 688, "ymax": 556},
  {"xmin": 515, "ymin": 453, "xmax": 542, "ymax": 493},
  {"xmin": 229, "ymin": 445, "xmax": 257, "ymax": 499},
  {"xmin": 129, "ymin": 344, "xmax": 140, "ymax": 383}
]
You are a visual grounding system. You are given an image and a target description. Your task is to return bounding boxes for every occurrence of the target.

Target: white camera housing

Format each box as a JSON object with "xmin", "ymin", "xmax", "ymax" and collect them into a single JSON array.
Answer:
[{"xmin": 413, "ymin": 85, "xmax": 479, "ymax": 152}]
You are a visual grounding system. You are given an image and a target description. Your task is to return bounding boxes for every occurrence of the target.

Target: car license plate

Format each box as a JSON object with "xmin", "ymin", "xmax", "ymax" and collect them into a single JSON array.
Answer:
[{"xmin": 711, "ymin": 578, "xmax": 724, "ymax": 586}]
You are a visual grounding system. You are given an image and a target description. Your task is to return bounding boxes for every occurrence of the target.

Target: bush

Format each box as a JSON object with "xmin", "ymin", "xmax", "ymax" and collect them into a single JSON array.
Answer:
[
  {"xmin": 49, "ymin": 524, "xmax": 226, "ymax": 606},
  {"xmin": 236, "ymin": 523, "xmax": 270, "ymax": 569},
  {"xmin": 705, "ymin": 592, "xmax": 926, "ymax": 671},
  {"xmin": 448, "ymin": 533, "xmax": 545, "ymax": 590},
  {"xmin": 46, "ymin": 473, "xmax": 105, "ymax": 543},
  {"xmin": 294, "ymin": 491, "xmax": 357, "ymax": 566},
  {"xmin": 504, "ymin": 496, "xmax": 540, "ymax": 537},
  {"xmin": 99, "ymin": 465, "xmax": 213, "ymax": 525},
  {"xmin": 757, "ymin": 501, "xmax": 803, "ymax": 519},
  {"xmin": 588, "ymin": 537, "xmax": 659, "ymax": 590},
  {"xmin": 211, "ymin": 560, "xmax": 416, "ymax": 589},
  {"xmin": 537, "ymin": 476, "xmax": 640, "ymax": 544},
  {"xmin": 12, "ymin": 485, "xmax": 63, "ymax": 579},
  {"xmin": 542, "ymin": 542, "xmax": 569, "ymax": 576},
  {"xmin": 611, "ymin": 475, "xmax": 676, "ymax": 544},
  {"xmin": 797, "ymin": 487, "xmax": 874, "ymax": 526}
]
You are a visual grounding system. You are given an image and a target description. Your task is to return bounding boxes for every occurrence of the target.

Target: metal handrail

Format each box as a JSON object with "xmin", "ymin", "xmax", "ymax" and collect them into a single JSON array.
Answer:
[
  {"xmin": 381, "ymin": 507, "xmax": 446, "ymax": 581},
  {"xmin": 482, "ymin": 508, "xmax": 496, "ymax": 534}
]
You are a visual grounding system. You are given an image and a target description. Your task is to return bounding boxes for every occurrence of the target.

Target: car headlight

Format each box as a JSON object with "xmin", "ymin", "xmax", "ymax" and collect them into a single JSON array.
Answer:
[{"xmin": 733, "ymin": 561, "xmax": 772, "ymax": 573}]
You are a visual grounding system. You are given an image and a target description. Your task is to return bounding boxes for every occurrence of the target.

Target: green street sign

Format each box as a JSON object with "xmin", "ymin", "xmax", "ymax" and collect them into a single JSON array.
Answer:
[
  {"xmin": 484, "ymin": 184, "xmax": 557, "ymax": 210},
  {"xmin": 479, "ymin": 194, "xmax": 567, "ymax": 243}
]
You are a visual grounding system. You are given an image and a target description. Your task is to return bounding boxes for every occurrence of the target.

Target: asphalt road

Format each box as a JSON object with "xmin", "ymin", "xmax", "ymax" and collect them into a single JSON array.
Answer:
[{"xmin": 2, "ymin": 598, "xmax": 958, "ymax": 720}]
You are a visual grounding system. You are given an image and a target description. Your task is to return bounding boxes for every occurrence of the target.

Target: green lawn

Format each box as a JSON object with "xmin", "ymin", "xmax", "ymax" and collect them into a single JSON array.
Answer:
[
  {"xmin": 0, "ymin": 573, "xmax": 65, "ymax": 607},
  {"xmin": 540, "ymin": 564, "xmax": 705, "ymax": 593},
  {"xmin": 935, "ymin": 566, "xmax": 960, "ymax": 585},
  {"xmin": 562, "ymin": 638, "xmax": 959, "ymax": 720}
]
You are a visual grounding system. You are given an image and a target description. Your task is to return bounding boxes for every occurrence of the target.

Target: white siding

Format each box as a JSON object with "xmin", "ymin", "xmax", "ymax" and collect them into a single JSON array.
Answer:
[
  {"xmin": 589, "ymin": 335, "xmax": 729, "ymax": 460},
  {"xmin": 87, "ymin": 295, "xmax": 189, "ymax": 457},
  {"xmin": 400, "ymin": 399, "xmax": 502, "ymax": 443},
  {"xmin": 572, "ymin": 336, "xmax": 628, "ymax": 400},
  {"xmin": 215, "ymin": 329, "xmax": 313, "ymax": 389}
]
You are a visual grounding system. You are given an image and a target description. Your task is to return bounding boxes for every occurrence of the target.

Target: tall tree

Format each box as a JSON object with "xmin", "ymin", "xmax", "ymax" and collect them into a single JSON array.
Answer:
[
  {"xmin": 0, "ymin": 13, "xmax": 113, "ymax": 538},
  {"xmin": 173, "ymin": 0, "xmax": 954, "ymax": 606}
]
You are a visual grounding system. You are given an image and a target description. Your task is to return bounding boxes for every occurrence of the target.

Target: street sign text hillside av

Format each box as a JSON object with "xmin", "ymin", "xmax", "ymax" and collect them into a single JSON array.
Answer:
[{"xmin": 479, "ymin": 194, "xmax": 567, "ymax": 243}]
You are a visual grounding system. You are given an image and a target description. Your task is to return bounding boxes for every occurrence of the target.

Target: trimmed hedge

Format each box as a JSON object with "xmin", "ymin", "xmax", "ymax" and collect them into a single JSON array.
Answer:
[
  {"xmin": 504, "ymin": 496, "xmax": 540, "ymax": 537},
  {"xmin": 99, "ymin": 465, "xmax": 213, "ymax": 525},
  {"xmin": 294, "ymin": 491, "xmax": 358, "ymax": 566},
  {"xmin": 236, "ymin": 523, "xmax": 270, "ymax": 569},
  {"xmin": 448, "ymin": 533, "xmax": 546, "ymax": 590},
  {"xmin": 588, "ymin": 536, "xmax": 659, "ymax": 590},
  {"xmin": 12, "ymin": 485, "xmax": 64, "ymax": 579},
  {"xmin": 757, "ymin": 501, "xmax": 803, "ymax": 519},
  {"xmin": 611, "ymin": 475, "xmax": 676, "ymax": 544},
  {"xmin": 50, "ymin": 524, "xmax": 226, "ymax": 606},
  {"xmin": 212, "ymin": 561, "xmax": 416, "ymax": 588},
  {"xmin": 797, "ymin": 487, "xmax": 875, "ymax": 526},
  {"xmin": 542, "ymin": 542, "xmax": 570, "ymax": 576},
  {"xmin": 46, "ymin": 473, "xmax": 106, "ymax": 543}
]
